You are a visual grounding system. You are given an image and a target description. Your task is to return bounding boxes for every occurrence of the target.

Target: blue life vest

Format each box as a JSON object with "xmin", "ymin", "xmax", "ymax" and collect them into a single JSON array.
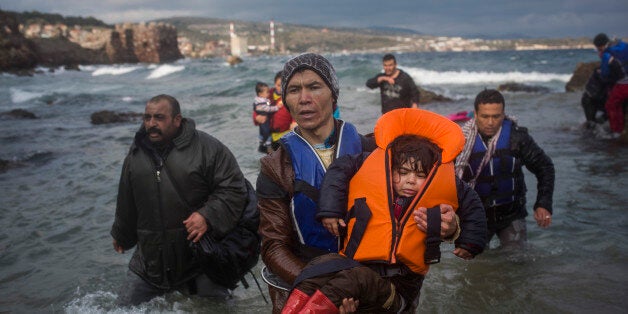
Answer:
[
  {"xmin": 468, "ymin": 119, "xmax": 516, "ymax": 207},
  {"xmin": 280, "ymin": 121, "xmax": 362, "ymax": 252}
]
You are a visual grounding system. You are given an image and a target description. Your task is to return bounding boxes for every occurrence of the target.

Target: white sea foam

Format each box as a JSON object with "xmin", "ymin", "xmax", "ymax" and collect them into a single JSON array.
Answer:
[
  {"xmin": 10, "ymin": 88, "xmax": 44, "ymax": 103},
  {"xmin": 91, "ymin": 65, "xmax": 142, "ymax": 76},
  {"xmin": 405, "ymin": 67, "xmax": 572, "ymax": 85},
  {"xmin": 146, "ymin": 64, "xmax": 185, "ymax": 79}
]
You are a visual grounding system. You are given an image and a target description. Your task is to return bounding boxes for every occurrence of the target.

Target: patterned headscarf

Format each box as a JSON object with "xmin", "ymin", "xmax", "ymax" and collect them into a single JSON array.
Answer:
[
  {"xmin": 281, "ymin": 53, "xmax": 339, "ymax": 106},
  {"xmin": 455, "ymin": 116, "xmax": 516, "ymax": 187}
]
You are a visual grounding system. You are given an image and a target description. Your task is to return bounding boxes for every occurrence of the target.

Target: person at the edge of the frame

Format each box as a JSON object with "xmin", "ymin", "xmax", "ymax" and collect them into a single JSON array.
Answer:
[
  {"xmin": 366, "ymin": 53, "xmax": 421, "ymax": 114},
  {"xmin": 111, "ymin": 94, "xmax": 248, "ymax": 305},
  {"xmin": 455, "ymin": 89, "xmax": 555, "ymax": 249},
  {"xmin": 593, "ymin": 33, "xmax": 628, "ymax": 138},
  {"xmin": 255, "ymin": 53, "xmax": 377, "ymax": 313}
]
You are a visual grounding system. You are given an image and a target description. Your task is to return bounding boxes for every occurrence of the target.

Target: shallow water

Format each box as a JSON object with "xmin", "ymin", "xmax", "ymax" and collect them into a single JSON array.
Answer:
[{"xmin": 0, "ymin": 50, "xmax": 626, "ymax": 313}]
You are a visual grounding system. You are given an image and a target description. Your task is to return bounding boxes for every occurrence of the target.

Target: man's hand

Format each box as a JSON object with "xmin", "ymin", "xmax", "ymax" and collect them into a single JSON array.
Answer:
[
  {"xmin": 322, "ymin": 217, "xmax": 346, "ymax": 237},
  {"xmin": 339, "ymin": 298, "xmax": 359, "ymax": 313},
  {"xmin": 254, "ymin": 114, "xmax": 267, "ymax": 124},
  {"xmin": 113, "ymin": 239, "xmax": 125, "ymax": 254},
  {"xmin": 453, "ymin": 247, "xmax": 474, "ymax": 260},
  {"xmin": 534, "ymin": 207, "xmax": 552, "ymax": 228},
  {"xmin": 413, "ymin": 204, "xmax": 457, "ymax": 238},
  {"xmin": 183, "ymin": 212, "xmax": 208, "ymax": 242},
  {"xmin": 378, "ymin": 76, "xmax": 395, "ymax": 85}
]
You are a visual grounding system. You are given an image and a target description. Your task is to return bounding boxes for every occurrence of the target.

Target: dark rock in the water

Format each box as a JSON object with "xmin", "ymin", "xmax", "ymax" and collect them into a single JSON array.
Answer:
[
  {"xmin": 64, "ymin": 64, "xmax": 80, "ymax": 71},
  {"xmin": 1, "ymin": 109, "xmax": 38, "ymax": 119},
  {"xmin": 91, "ymin": 110, "xmax": 142, "ymax": 124},
  {"xmin": 419, "ymin": 86, "xmax": 453, "ymax": 103},
  {"xmin": 0, "ymin": 159, "xmax": 8, "ymax": 173},
  {"xmin": 227, "ymin": 55, "xmax": 243, "ymax": 66},
  {"xmin": 0, "ymin": 158, "xmax": 24, "ymax": 173},
  {"xmin": 498, "ymin": 82, "xmax": 551, "ymax": 93},
  {"xmin": 566, "ymin": 61, "xmax": 600, "ymax": 92}
]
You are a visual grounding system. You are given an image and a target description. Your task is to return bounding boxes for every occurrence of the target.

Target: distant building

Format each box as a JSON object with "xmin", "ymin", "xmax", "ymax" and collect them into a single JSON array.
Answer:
[
  {"xmin": 229, "ymin": 22, "xmax": 248, "ymax": 56},
  {"xmin": 231, "ymin": 35, "xmax": 248, "ymax": 56}
]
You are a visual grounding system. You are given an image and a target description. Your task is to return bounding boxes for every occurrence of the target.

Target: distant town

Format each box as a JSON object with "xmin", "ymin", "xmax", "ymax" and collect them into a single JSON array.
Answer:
[{"xmin": 13, "ymin": 11, "xmax": 592, "ymax": 59}]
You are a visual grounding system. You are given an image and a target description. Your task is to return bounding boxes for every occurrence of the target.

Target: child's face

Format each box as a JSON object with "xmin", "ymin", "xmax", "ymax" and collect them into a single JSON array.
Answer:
[
  {"xmin": 259, "ymin": 86, "xmax": 270, "ymax": 99},
  {"xmin": 392, "ymin": 160, "xmax": 426, "ymax": 197}
]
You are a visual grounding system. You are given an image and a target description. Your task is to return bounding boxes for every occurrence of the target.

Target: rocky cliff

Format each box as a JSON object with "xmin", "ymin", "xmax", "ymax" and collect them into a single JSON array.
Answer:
[
  {"xmin": 0, "ymin": 10, "xmax": 39, "ymax": 74},
  {"xmin": 0, "ymin": 10, "xmax": 183, "ymax": 73}
]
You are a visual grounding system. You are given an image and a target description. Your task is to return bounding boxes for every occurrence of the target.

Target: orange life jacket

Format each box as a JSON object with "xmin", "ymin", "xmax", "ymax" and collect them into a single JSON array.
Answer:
[{"xmin": 340, "ymin": 108, "xmax": 465, "ymax": 275}]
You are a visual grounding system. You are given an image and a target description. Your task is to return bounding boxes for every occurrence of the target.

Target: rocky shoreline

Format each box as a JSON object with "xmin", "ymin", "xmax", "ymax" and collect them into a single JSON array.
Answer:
[{"xmin": 1, "ymin": 10, "xmax": 182, "ymax": 75}]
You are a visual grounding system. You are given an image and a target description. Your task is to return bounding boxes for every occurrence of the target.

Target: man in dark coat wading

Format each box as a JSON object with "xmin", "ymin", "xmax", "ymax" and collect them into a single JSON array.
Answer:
[{"xmin": 111, "ymin": 94, "xmax": 248, "ymax": 305}]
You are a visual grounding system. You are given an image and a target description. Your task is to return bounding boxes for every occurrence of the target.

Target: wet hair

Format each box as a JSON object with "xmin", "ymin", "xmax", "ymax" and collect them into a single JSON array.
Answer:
[
  {"xmin": 383, "ymin": 53, "xmax": 396, "ymax": 63},
  {"xmin": 593, "ymin": 33, "xmax": 609, "ymax": 48},
  {"xmin": 473, "ymin": 89, "xmax": 505, "ymax": 111},
  {"xmin": 148, "ymin": 94, "xmax": 180, "ymax": 117},
  {"xmin": 255, "ymin": 82, "xmax": 269, "ymax": 95},
  {"xmin": 390, "ymin": 135, "xmax": 441, "ymax": 175}
]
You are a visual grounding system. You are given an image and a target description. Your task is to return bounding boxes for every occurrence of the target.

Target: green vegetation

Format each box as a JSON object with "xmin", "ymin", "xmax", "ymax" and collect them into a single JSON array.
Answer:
[{"xmin": 9, "ymin": 10, "xmax": 110, "ymax": 28}]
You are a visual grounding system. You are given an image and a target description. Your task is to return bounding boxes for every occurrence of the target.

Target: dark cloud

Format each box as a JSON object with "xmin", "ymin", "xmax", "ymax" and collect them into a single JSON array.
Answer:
[{"xmin": 1, "ymin": 0, "xmax": 626, "ymax": 38}]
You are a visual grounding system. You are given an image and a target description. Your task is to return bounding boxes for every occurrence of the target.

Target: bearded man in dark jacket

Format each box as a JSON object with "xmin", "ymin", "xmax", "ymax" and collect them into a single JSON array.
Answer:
[
  {"xmin": 111, "ymin": 94, "xmax": 247, "ymax": 305},
  {"xmin": 455, "ymin": 89, "xmax": 555, "ymax": 249}
]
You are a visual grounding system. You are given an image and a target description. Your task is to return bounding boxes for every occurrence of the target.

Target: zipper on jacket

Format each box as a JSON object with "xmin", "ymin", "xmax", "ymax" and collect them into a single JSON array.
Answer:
[
  {"xmin": 153, "ymin": 155, "xmax": 170, "ymax": 285},
  {"xmin": 155, "ymin": 159, "xmax": 163, "ymax": 183}
]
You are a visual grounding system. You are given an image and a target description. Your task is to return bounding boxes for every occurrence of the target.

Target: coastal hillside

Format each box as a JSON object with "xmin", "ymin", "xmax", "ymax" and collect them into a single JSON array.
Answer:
[
  {"xmin": 160, "ymin": 16, "xmax": 592, "ymax": 57},
  {"xmin": 1, "ymin": 10, "xmax": 593, "ymax": 73}
]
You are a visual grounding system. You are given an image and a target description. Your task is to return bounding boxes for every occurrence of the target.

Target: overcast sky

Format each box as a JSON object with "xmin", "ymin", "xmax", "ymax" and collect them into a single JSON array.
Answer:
[{"xmin": 1, "ymin": 0, "xmax": 626, "ymax": 39}]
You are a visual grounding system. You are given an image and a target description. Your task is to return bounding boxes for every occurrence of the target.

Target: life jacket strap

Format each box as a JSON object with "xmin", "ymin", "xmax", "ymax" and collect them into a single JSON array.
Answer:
[
  {"xmin": 291, "ymin": 257, "xmax": 362, "ymax": 289},
  {"xmin": 294, "ymin": 179, "xmax": 320, "ymax": 204},
  {"xmin": 424, "ymin": 206, "xmax": 442, "ymax": 264},
  {"xmin": 343, "ymin": 198, "xmax": 372, "ymax": 258}
]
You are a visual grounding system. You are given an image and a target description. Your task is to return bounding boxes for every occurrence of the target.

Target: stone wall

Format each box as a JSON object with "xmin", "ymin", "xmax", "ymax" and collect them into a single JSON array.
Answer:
[{"xmin": 110, "ymin": 22, "xmax": 182, "ymax": 63}]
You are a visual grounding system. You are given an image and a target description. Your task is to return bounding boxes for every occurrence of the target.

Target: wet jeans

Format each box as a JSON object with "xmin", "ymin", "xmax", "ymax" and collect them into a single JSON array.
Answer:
[
  {"xmin": 117, "ymin": 270, "xmax": 231, "ymax": 306},
  {"xmin": 487, "ymin": 218, "xmax": 527, "ymax": 249}
]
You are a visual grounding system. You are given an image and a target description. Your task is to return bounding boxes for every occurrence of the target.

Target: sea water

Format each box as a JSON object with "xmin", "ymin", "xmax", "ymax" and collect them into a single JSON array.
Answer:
[{"xmin": 0, "ymin": 49, "xmax": 626, "ymax": 313}]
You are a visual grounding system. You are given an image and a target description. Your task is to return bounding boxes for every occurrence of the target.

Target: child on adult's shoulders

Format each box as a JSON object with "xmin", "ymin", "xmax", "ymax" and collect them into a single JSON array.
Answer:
[{"xmin": 252, "ymin": 82, "xmax": 279, "ymax": 153}]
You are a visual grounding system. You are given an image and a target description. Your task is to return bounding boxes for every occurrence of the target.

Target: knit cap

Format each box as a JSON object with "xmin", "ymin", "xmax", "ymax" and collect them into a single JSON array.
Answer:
[{"xmin": 281, "ymin": 53, "xmax": 339, "ymax": 106}]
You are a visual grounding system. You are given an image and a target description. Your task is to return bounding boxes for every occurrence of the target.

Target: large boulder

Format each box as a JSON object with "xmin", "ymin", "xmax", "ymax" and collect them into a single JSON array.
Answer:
[
  {"xmin": 498, "ymin": 82, "xmax": 551, "ymax": 93},
  {"xmin": 419, "ymin": 86, "xmax": 453, "ymax": 103},
  {"xmin": 566, "ymin": 61, "xmax": 600, "ymax": 92},
  {"xmin": 0, "ymin": 109, "xmax": 38, "ymax": 119}
]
